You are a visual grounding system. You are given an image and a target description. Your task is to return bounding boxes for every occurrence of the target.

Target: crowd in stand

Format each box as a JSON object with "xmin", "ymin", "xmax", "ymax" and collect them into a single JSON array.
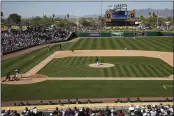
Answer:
[
  {"xmin": 136, "ymin": 25, "xmax": 174, "ymax": 31},
  {"xmin": 1, "ymin": 28, "xmax": 71, "ymax": 54},
  {"xmin": 78, "ymin": 25, "xmax": 174, "ymax": 32},
  {"xmin": 1, "ymin": 104, "xmax": 173, "ymax": 116},
  {"xmin": 49, "ymin": 104, "xmax": 174, "ymax": 116},
  {"xmin": 127, "ymin": 104, "xmax": 174, "ymax": 116},
  {"xmin": 79, "ymin": 26, "xmax": 102, "ymax": 32},
  {"xmin": 104, "ymin": 26, "xmax": 136, "ymax": 30}
]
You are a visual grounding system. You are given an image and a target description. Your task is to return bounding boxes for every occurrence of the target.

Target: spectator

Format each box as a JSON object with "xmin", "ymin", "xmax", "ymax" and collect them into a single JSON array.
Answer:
[
  {"xmin": 105, "ymin": 106, "xmax": 111, "ymax": 116},
  {"xmin": 1, "ymin": 27, "xmax": 71, "ymax": 55},
  {"xmin": 128, "ymin": 105, "xmax": 135, "ymax": 113},
  {"xmin": 32, "ymin": 107, "xmax": 38, "ymax": 114},
  {"xmin": 150, "ymin": 107, "xmax": 157, "ymax": 116},
  {"xmin": 1, "ymin": 110, "xmax": 7, "ymax": 116},
  {"xmin": 117, "ymin": 110, "xmax": 125, "ymax": 116}
]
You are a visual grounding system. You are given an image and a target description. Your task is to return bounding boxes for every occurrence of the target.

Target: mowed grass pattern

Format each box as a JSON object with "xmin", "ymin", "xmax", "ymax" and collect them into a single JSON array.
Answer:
[
  {"xmin": 38, "ymin": 57, "xmax": 173, "ymax": 77},
  {"xmin": 2, "ymin": 80, "xmax": 173, "ymax": 101},
  {"xmin": 63, "ymin": 37, "xmax": 173, "ymax": 52},
  {"xmin": 1, "ymin": 44, "xmax": 69, "ymax": 77}
]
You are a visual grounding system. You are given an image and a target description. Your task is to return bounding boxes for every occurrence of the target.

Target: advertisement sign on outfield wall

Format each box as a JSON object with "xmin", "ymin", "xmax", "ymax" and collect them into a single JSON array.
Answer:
[
  {"xmin": 112, "ymin": 32, "xmax": 123, "ymax": 36},
  {"xmin": 88, "ymin": 33, "xmax": 100, "ymax": 37},
  {"xmin": 136, "ymin": 32, "xmax": 147, "ymax": 36}
]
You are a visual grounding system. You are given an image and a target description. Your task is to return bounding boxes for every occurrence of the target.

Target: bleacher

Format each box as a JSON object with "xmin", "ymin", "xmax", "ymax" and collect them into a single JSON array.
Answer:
[{"xmin": 2, "ymin": 102, "xmax": 173, "ymax": 116}]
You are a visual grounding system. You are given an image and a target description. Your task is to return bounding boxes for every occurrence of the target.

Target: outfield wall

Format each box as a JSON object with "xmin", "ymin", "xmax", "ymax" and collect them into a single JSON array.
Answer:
[{"xmin": 79, "ymin": 32, "xmax": 174, "ymax": 37}]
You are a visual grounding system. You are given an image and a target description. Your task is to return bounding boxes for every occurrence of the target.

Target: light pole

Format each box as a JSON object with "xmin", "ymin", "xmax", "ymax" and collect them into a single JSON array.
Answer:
[
  {"xmin": 76, "ymin": 17, "xmax": 79, "ymax": 33},
  {"xmin": 165, "ymin": 21, "xmax": 170, "ymax": 30},
  {"xmin": 73, "ymin": 10, "xmax": 79, "ymax": 33}
]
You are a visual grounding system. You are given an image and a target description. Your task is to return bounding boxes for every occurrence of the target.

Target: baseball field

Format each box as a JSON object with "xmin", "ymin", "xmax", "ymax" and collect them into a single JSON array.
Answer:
[{"xmin": 1, "ymin": 37, "xmax": 173, "ymax": 102}]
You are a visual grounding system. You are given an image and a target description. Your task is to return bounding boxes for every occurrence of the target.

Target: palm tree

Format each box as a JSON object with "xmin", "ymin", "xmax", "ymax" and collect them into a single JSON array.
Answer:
[
  {"xmin": 1, "ymin": 11, "xmax": 4, "ymax": 24},
  {"xmin": 152, "ymin": 12, "xmax": 157, "ymax": 17},
  {"xmin": 148, "ymin": 12, "xmax": 151, "ymax": 17},
  {"xmin": 52, "ymin": 14, "xmax": 55, "ymax": 20},
  {"xmin": 1, "ymin": 11, "xmax": 3, "ymax": 18}
]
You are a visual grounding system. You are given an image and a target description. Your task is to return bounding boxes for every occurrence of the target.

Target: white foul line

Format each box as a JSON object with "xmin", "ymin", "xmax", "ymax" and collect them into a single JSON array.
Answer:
[
  {"xmin": 28, "ymin": 56, "xmax": 35, "ymax": 60},
  {"xmin": 163, "ymin": 85, "xmax": 166, "ymax": 89}
]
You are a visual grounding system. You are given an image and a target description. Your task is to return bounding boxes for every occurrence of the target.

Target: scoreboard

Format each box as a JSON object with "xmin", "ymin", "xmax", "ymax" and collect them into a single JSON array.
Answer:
[
  {"xmin": 111, "ymin": 11, "xmax": 128, "ymax": 20},
  {"xmin": 105, "ymin": 10, "xmax": 135, "ymax": 21},
  {"xmin": 105, "ymin": 4, "xmax": 136, "ymax": 26}
]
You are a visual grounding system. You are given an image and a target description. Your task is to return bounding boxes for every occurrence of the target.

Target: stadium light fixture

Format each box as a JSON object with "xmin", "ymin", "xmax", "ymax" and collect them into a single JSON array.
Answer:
[{"xmin": 165, "ymin": 21, "xmax": 170, "ymax": 30}]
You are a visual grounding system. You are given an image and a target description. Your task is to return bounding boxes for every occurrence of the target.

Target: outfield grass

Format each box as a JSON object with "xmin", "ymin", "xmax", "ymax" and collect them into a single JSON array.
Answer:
[
  {"xmin": 1, "ymin": 80, "xmax": 173, "ymax": 101},
  {"xmin": 63, "ymin": 37, "xmax": 173, "ymax": 52},
  {"xmin": 38, "ymin": 56, "xmax": 173, "ymax": 77}
]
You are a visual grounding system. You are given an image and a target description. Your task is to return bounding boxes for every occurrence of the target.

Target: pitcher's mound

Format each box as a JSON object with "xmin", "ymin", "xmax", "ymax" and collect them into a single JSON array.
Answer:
[{"xmin": 89, "ymin": 63, "xmax": 115, "ymax": 68}]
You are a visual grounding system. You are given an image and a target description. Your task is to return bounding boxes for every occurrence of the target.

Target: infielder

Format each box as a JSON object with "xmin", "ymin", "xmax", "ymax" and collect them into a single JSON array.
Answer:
[{"xmin": 71, "ymin": 49, "xmax": 74, "ymax": 54}]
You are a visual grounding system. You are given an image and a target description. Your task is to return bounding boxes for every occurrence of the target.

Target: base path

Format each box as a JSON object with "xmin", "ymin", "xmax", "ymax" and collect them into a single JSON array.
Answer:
[
  {"xmin": 1, "ymin": 76, "xmax": 173, "ymax": 85},
  {"xmin": 47, "ymin": 77, "xmax": 173, "ymax": 80}
]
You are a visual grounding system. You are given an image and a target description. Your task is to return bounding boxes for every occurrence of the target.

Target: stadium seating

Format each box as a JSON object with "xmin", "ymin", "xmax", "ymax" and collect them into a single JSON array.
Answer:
[
  {"xmin": 2, "ymin": 103, "xmax": 174, "ymax": 116},
  {"xmin": 1, "ymin": 28, "xmax": 72, "ymax": 55}
]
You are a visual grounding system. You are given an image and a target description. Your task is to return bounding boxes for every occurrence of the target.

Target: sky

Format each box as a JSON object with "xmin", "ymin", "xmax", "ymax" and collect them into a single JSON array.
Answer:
[{"xmin": 1, "ymin": 1, "xmax": 173, "ymax": 18}]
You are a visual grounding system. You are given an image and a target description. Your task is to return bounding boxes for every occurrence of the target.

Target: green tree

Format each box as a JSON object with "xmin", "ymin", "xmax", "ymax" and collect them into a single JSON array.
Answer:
[
  {"xmin": 140, "ymin": 15, "xmax": 146, "ymax": 25},
  {"xmin": 140, "ymin": 15, "xmax": 144, "ymax": 20},
  {"xmin": 166, "ymin": 17, "xmax": 174, "ymax": 25},
  {"xmin": 158, "ymin": 17, "xmax": 165, "ymax": 26},
  {"xmin": 30, "ymin": 16, "xmax": 43, "ymax": 28},
  {"xmin": 7, "ymin": 13, "xmax": 21, "ymax": 25},
  {"xmin": 167, "ymin": 16, "xmax": 172, "ymax": 21},
  {"xmin": 152, "ymin": 12, "xmax": 157, "ymax": 17},
  {"xmin": 55, "ymin": 19, "xmax": 65, "ymax": 28},
  {"xmin": 43, "ymin": 14, "xmax": 48, "ymax": 19},
  {"xmin": 100, "ymin": 17, "xmax": 105, "ymax": 27},
  {"xmin": 79, "ymin": 18, "xmax": 92, "ymax": 27},
  {"xmin": 148, "ymin": 16, "xmax": 156, "ymax": 27}
]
